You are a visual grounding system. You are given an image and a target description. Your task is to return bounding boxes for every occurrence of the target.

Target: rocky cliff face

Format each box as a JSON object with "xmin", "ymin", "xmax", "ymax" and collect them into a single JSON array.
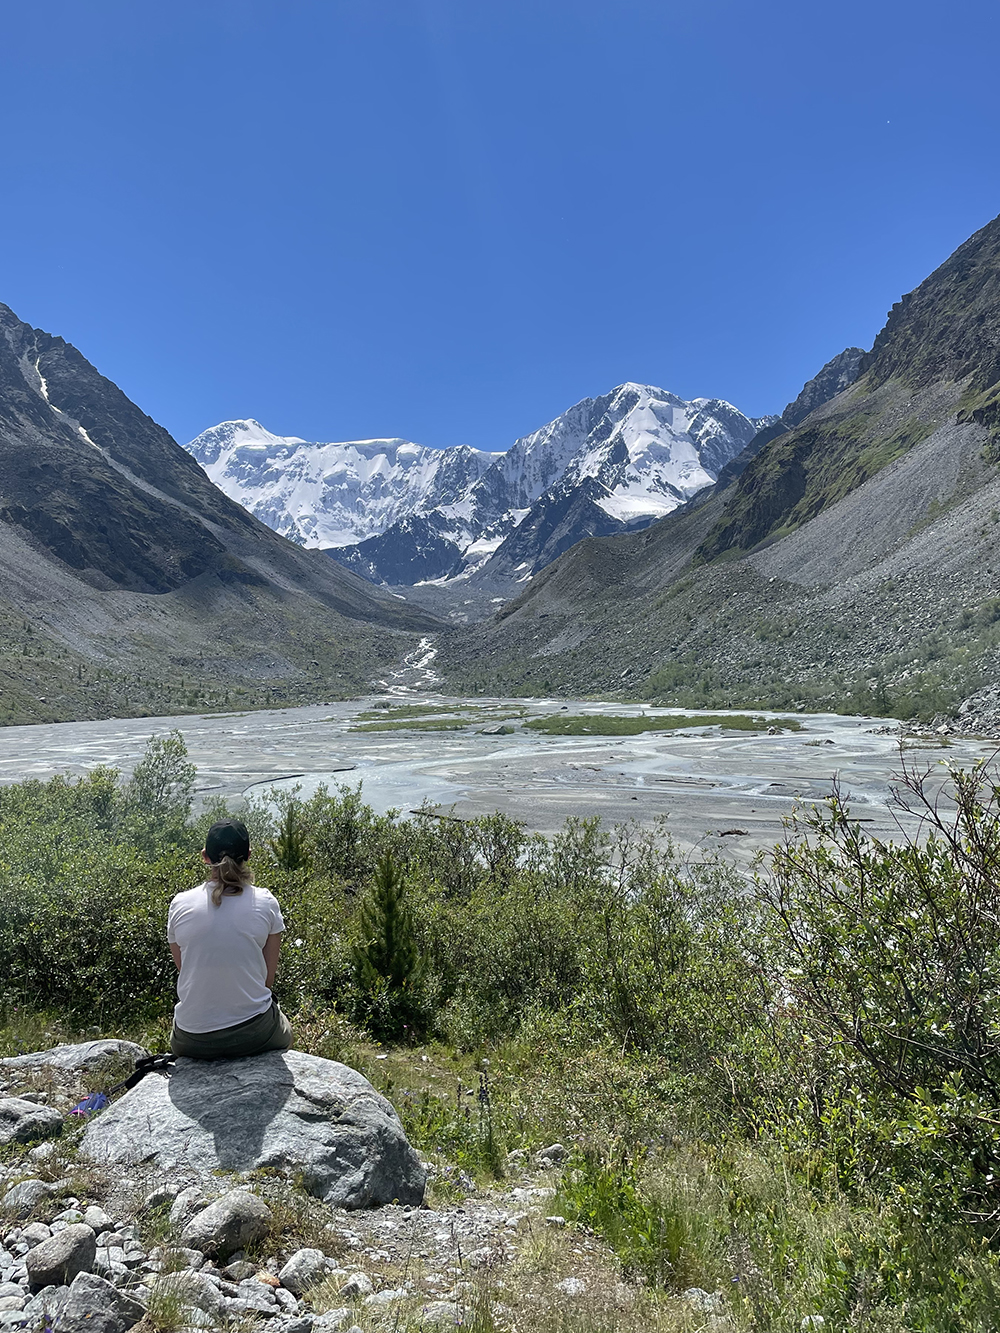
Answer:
[{"xmin": 0, "ymin": 305, "xmax": 434, "ymax": 723}]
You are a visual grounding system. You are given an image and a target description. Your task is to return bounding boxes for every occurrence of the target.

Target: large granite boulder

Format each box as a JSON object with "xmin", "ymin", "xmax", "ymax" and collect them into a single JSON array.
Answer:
[
  {"xmin": 79, "ymin": 1050, "xmax": 425, "ymax": 1209},
  {"xmin": 0, "ymin": 1040, "xmax": 148, "ymax": 1074}
]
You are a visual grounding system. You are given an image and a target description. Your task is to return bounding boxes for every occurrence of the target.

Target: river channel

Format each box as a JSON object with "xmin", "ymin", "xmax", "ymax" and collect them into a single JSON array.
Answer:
[{"xmin": 0, "ymin": 695, "xmax": 993, "ymax": 865}]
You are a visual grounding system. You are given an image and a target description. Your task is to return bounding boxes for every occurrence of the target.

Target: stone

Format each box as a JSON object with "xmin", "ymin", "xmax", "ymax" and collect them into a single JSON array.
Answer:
[
  {"xmin": 221, "ymin": 1259, "xmax": 257, "ymax": 1281},
  {"xmin": 682, "ymin": 1287, "xmax": 725, "ymax": 1314},
  {"xmin": 278, "ymin": 1247, "xmax": 334, "ymax": 1296},
  {"xmin": 534, "ymin": 1142, "xmax": 568, "ymax": 1166},
  {"xmin": 0, "ymin": 1299, "xmax": 23, "ymax": 1313},
  {"xmin": 312, "ymin": 1313, "xmax": 351, "ymax": 1332},
  {"xmin": 234, "ymin": 1278, "xmax": 279, "ymax": 1312},
  {"xmin": 273, "ymin": 1287, "xmax": 298, "ymax": 1312},
  {"xmin": 152, "ymin": 1271, "xmax": 226, "ymax": 1319},
  {"xmin": 0, "ymin": 1180, "xmax": 61, "ymax": 1219},
  {"xmin": 22, "ymin": 1283, "xmax": 69, "ymax": 1324},
  {"xmin": 27, "ymin": 1142, "xmax": 58, "ymax": 1163},
  {"xmin": 24, "ymin": 1224, "xmax": 96, "ymax": 1289},
  {"xmin": 20, "ymin": 1224, "xmax": 51, "ymax": 1248},
  {"xmin": 276, "ymin": 1321, "xmax": 315, "ymax": 1333},
  {"xmin": 143, "ymin": 1183, "xmax": 181, "ymax": 1210},
  {"xmin": 0, "ymin": 1041, "xmax": 147, "ymax": 1075},
  {"xmin": 169, "ymin": 1185, "xmax": 206, "ymax": 1227},
  {"xmin": 148, "ymin": 1245, "xmax": 205, "ymax": 1273},
  {"xmin": 365, "ymin": 1285, "xmax": 408, "ymax": 1306},
  {"xmin": 555, "ymin": 1276, "xmax": 586, "ymax": 1296},
  {"xmin": 82, "ymin": 1207, "xmax": 112, "ymax": 1233},
  {"xmin": 0, "ymin": 1099, "xmax": 63, "ymax": 1147},
  {"xmin": 56, "ymin": 1272, "xmax": 145, "ymax": 1333},
  {"xmin": 80, "ymin": 1050, "xmax": 426, "ymax": 1209},
  {"xmin": 338, "ymin": 1271, "xmax": 373, "ymax": 1298},
  {"xmin": 179, "ymin": 1190, "xmax": 272, "ymax": 1258},
  {"xmin": 418, "ymin": 1301, "xmax": 470, "ymax": 1327}
]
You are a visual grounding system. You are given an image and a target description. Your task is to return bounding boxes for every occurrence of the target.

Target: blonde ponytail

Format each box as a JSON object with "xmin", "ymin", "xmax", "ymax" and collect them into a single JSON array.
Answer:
[{"xmin": 208, "ymin": 853, "xmax": 253, "ymax": 907}]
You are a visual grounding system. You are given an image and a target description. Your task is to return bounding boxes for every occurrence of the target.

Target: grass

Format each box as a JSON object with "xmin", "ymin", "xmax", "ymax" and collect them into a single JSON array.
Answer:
[
  {"xmin": 523, "ymin": 713, "xmax": 801, "ymax": 736},
  {"xmin": 355, "ymin": 704, "xmax": 471, "ymax": 720},
  {"xmin": 349, "ymin": 718, "xmax": 473, "ymax": 732},
  {"xmin": 351, "ymin": 708, "xmax": 526, "ymax": 733}
]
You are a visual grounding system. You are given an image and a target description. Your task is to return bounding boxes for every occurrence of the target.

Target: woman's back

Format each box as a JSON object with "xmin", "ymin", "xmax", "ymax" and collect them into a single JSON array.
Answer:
[{"xmin": 168, "ymin": 882, "xmax": 284, "ymax": 1034}]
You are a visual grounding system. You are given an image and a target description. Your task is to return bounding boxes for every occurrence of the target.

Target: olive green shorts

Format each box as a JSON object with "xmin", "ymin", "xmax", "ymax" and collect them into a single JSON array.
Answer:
[{"xmin": 170, "ymin": 1000, "xmax": 293, "ymax": 1060}]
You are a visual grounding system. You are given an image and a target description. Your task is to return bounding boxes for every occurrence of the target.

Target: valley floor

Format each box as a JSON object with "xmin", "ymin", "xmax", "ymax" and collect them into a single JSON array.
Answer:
[{"xmin": 0, "ymin": 696, "xmax": 985, "ymax": 863}]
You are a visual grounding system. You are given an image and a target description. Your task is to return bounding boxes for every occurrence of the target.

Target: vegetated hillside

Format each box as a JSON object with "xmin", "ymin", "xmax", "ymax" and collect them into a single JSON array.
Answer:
[
  {"xmin": 0, "ymin": 304, "xmax": 436, "ymax": 724},
  {"xmin": 441, "ymin": 212, "xmax": 1000, "ymax": 719}
]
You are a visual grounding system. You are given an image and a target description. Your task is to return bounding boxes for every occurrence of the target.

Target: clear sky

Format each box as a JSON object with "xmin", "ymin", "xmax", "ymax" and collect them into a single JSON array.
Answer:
[{"xmin": 1, "ymin": 0, "xmax": 998, "ymax": 450}]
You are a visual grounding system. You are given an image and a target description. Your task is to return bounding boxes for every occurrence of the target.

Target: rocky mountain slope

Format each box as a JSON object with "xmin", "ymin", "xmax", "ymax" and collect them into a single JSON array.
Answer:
[
  {"xmin": 0, "ymin": 305, "xmax": 434, "ymax": 725},
  {"xmin": 188, "ymin": 386, "xmax": 767, "ymax": 591},
  {"xmin": 440, "ymin": 213, "xmax": 1000, "ymax": 720}
]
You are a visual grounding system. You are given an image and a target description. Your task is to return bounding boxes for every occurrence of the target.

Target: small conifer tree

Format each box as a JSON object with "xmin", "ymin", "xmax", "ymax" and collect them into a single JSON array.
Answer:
[
  {"xmin": 352, "ymin": 854, "xmax": 427, "ymax": 1039},
  {"xmin": 273, "ymin": 800, "xmax": 308, "ymax": 871}
]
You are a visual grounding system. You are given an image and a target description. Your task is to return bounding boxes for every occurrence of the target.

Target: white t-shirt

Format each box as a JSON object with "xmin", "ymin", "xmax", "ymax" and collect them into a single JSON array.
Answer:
[{"xmin": 167, "ymin": 882, "xmax": 285, "ymax": 1034}]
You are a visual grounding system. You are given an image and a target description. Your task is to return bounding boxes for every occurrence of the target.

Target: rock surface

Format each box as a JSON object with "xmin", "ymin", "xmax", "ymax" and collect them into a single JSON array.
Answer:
[
  {"xmin": 0, "ymin": 1178, "xmax": 64, "ymax": 1218},
  {"xmin": 0, "ymin": 1097, "xmax": 63, "ymax": 1146},
  {"xmin": 80, "ymin": 1049, "xmax": 426, "ymax": 1208},
  {"xmin": 24, "ymin": 1224, "xmax": 96, "ymax": 1289},
  {"xmin": 178, "ymin": 1189, "xmax": 272, "ymax": 1258},
  {"xmin": 56, "ymin": 1272, "xmax": 145, "ymax": 1333},
  {"xmin": 278, "ymin": 1247, "xmax": 336, "ymax": 1295},
  {"xmin": 0, "ymin": 1041, "xmax": 147, "ymax": 1074}
]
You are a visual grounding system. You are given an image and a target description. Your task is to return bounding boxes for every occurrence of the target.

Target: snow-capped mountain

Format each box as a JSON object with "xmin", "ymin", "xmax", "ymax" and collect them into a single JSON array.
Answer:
[
  {"xmin": 186, "ymin": 385, "xmax": 768, "ymax": 588},
  {"xmin": 187, "ymin": 419, "xmax": 501, "ymax": 548}
]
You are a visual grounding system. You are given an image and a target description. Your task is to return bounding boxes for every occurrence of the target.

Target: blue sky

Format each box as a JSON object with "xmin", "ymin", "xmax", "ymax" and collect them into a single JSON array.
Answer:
[{"xmin": 1, "ymin": 0, "xmax": 998, "ymax": 450}]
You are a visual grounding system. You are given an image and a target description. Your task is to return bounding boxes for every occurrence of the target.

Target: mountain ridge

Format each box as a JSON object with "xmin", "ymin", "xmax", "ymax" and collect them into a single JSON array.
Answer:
[
  {"xmin": 188, "ymin": 384, "xmax": 766, "ymax": 593},
  {"xmin": 438, "ymin": 211, "xmax": 1000, "ymax": 719},
  {"xmin": 0, "ymin": 304, "xmax": 434, "ymax": 724}
]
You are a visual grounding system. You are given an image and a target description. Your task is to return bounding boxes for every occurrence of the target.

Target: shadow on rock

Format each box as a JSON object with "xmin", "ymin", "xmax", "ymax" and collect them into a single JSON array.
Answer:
[{"xmin": 166, "ymin": 1052, "xmax": 294, "ymax": 1170}]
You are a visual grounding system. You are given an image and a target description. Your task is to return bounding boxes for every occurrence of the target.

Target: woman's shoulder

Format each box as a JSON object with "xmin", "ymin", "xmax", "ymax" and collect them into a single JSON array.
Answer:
[
  {"xmin": 250, "ymin": 884, "xmax": 280, "ymax": 905},
  {"xmin": 169, "ymin": 883, "xmax": 209, "ymax": 907}
]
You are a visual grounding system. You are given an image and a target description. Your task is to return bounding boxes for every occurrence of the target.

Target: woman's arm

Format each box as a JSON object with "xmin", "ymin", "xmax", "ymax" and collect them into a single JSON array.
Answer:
[
  {"xmin": 263, "ymin": 933, "xmax": 282, "ymax": 990},
  {"xmin": 170, "ymin": 943, "xmax": 182, "ymax": 971}
]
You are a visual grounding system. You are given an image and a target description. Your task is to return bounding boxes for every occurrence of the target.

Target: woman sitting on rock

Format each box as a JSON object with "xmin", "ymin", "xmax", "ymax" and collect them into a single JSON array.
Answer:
[{"xmin": 167, "ymin": 818, "xmax": 293, "ymax": 1059}]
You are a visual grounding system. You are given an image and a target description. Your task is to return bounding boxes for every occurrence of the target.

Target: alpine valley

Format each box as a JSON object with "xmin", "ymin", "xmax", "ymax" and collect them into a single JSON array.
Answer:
[{"xmin": 5, "ymin": 210, "xmax": 1000, "ymax": 728}]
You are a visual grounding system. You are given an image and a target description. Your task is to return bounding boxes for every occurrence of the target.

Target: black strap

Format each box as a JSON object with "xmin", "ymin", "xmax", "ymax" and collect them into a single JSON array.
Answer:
[{"xmin": 108, "ymin": 1053, "xmax": 176, "ymax": 1096}]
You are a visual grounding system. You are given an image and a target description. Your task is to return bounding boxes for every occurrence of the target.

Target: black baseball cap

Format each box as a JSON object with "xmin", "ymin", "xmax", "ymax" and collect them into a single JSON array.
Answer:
[{"xmin": 205, "ymin": 819, "xmax": 251, "ymax": 863}]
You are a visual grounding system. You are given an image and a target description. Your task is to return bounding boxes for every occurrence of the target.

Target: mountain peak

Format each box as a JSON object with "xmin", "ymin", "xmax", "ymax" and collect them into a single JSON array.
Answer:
[{"xmin": 188, "ymin": 383, "xmax": 762, "ymax": 590}]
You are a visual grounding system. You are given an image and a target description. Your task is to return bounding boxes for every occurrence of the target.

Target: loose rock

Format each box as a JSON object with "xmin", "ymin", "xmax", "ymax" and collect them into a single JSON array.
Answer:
[
  {"xmin": 278, "ymin": 1247, "xmax": 334, "ymax": 1296},
  {"xmin": 0, "ymin": 1098, "xmax": 63, "ymax": 1146},
  {"xmin": 418, "ymin": 1301, "xmax": 470, "ymax": 1327},
  {"xmin": 179, "ymin": 1189, "xmax": 272, "ymax": 1258},
  {"xmin": 57, "ymin": 1272, "xmax": 145, "ymax": 1333},
  {"xmin": 0, "ymin": 1041, "xmax": 147, "ymax": 1074},
  {"xmin": 169, "ymin": 1185, "xmax": 206, "ymax": 1228},
  {"xmin": 0, "ymin": 1179, "xmax": 63, "ymax": 1219},
  {"xmin": 25, "ymin": 1224, "xmax": 96, "ymax": 1290},
  {"xmin": 151, "ymin": 1271, "xmax": 226, "ymax": 1319}
]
